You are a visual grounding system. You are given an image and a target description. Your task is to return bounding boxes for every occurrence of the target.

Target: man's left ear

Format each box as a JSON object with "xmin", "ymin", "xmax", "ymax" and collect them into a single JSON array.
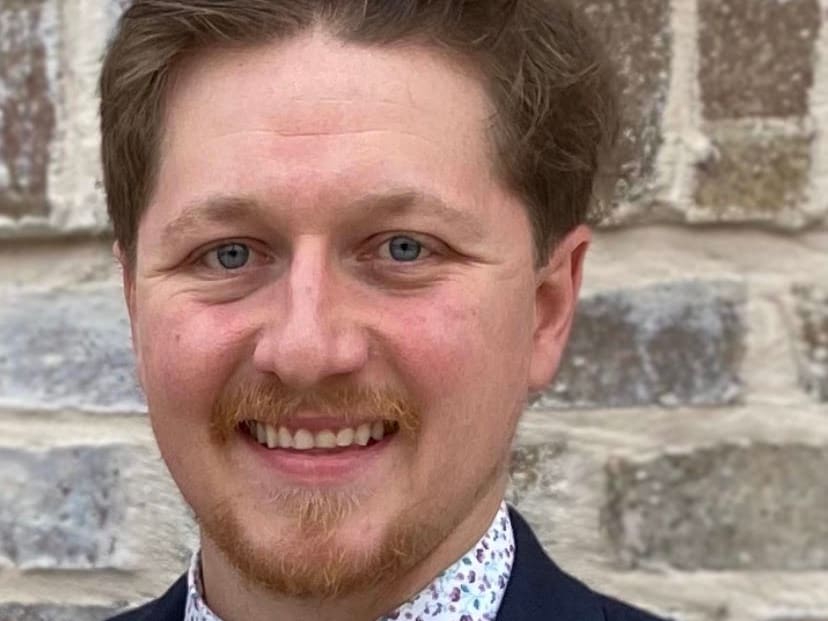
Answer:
[{"xmin": 527, "ymin": 225, "xmax": 591, "ymax": 394}]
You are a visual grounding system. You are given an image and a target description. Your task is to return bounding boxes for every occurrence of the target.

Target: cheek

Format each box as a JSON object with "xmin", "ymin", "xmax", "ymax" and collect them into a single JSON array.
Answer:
[
  {"xmin": 136, "ymin": 297, "xmax": 254, "ymax": 422},
  {"xmin": 382, "ymin": 286, "xmax": 534, "ymax": 494},
  {"xmin": 385, "ymin": 284, "xmax": 534, "ymax": 415}
]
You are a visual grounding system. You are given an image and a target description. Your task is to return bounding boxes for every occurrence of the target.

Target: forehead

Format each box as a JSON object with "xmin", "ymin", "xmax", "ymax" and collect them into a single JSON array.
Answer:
[
  {"xmin": 169, "ymin": 32, "xmax": 488, "ymax": 125},
  {"xmin": 141, "ymin": 30, "xmax": 520, "ymax": 251},
  {"xmin": 162, "ymin": 34, "xmax": 491, "ymax": 174}
]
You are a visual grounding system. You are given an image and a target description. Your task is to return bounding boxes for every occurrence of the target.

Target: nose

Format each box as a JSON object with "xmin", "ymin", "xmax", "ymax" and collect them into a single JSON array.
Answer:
[{"xmin": 252, "ymin": 239, "xmax": 369, "ymax": 390}]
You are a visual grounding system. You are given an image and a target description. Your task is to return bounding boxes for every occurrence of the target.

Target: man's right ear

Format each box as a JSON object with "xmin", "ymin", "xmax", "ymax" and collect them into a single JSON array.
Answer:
[
  {"xmin": 112, "ymin": 241, "xmax": 136, "ymax": 322},
  {"xmin": 113, "ymin": 241, "xmax": 145, "ymax": 390}
]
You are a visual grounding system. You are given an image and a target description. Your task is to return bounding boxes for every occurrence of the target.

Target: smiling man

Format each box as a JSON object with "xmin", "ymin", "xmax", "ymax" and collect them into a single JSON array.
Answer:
[{"xmin": 101, "ymin": 2, "xmax": 666, "ymax": 621}]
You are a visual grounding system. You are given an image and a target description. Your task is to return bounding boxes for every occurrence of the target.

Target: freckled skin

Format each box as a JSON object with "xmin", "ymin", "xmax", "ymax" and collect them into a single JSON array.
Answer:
[{"xmin": 117, "ymin": 31, "xmax": 590, "ymax": 621}]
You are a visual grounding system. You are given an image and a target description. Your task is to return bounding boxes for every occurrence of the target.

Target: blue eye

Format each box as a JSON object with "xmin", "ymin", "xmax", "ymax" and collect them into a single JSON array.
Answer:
[
  {"xmin": 214, "ymin": 243, "xmax": 250, "ymax": 269},
  {"xmin": 388, "ymin": 236, "xmax": 422, "ymax": 262}
]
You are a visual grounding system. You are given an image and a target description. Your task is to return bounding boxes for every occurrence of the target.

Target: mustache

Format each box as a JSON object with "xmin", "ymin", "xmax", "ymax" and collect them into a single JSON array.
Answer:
[{"xmin": 210, "ymin": 378, "xmax": 421, "ymax": 443}]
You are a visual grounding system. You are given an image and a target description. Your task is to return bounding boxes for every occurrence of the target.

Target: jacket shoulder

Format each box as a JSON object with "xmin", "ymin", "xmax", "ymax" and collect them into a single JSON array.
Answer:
[
  {"xmin": 104, "ymin": 574, "xmax": 187, "ymax": 621},
  {"xmin": 501, "ymin": 507, "xmax": 671, "ymax": 621},
  {"xmin": 599, "ymin": 594, "xmax": 670, "ymax": 621}
]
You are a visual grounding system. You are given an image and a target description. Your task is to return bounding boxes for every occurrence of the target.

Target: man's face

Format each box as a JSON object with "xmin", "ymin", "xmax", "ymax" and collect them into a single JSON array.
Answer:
[{"xmin": 123, "ymin": 32, "xmax": 582, "ymax": 598}]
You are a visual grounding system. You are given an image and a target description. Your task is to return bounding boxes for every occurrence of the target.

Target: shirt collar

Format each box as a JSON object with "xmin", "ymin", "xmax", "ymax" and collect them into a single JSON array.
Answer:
[{"xmin": 186, "ymin": 501, "xmax": 515, "ymax": 621}]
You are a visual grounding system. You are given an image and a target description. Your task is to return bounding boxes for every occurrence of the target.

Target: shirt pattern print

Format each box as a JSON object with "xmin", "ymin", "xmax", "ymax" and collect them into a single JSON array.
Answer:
[{"xmin": 185, "ymin": 501, "xmax": 515, "ymax": 621}]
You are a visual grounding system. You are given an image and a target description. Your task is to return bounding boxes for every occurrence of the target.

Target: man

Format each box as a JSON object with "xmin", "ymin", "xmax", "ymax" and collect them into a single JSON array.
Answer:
[{"xmin": 101, "ymin": 1, "xmax": 667, "ymax": 620}]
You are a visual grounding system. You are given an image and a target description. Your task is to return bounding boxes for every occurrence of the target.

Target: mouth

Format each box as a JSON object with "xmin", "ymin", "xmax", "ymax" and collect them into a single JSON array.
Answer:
[
  {"xmin": 237, "ymin": 419, "xmax": 401, "ymax": 483},
  {"xmin": 239, "ymin": 420, "xmax": 401, "ymax": 453}
]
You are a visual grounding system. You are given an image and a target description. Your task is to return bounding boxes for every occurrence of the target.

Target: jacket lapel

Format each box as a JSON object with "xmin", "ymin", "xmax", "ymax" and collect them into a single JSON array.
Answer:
[
  {"xmin": 496, "ymin": 507, "xmax": 605, "ymax": 621},
  {"xmin": 138, "ymin": 573, "xmax": 187, "ymax": 621}
]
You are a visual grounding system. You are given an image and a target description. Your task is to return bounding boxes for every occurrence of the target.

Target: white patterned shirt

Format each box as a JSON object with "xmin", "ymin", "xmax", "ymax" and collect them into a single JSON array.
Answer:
[{"xmin": 185, "ymin": 502, "xmax": 515, "ymax": 621}]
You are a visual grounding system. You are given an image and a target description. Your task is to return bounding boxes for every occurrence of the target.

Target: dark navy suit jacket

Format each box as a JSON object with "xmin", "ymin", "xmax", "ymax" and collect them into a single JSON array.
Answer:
[{"xmin": 108, "ymin": 508, "xmax": 667, "ymax": 621}]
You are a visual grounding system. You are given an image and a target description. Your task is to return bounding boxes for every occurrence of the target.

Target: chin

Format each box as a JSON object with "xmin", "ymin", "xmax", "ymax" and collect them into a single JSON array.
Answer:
[{"xmin": 201, "ymin": 496, "xmax": 440, "ymax": 599}]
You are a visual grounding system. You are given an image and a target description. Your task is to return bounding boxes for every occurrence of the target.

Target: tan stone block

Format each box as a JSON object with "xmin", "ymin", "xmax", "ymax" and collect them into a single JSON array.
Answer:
[{"xmin": 694, "ymin": 120, "xmax": 813, "ymax": 223}]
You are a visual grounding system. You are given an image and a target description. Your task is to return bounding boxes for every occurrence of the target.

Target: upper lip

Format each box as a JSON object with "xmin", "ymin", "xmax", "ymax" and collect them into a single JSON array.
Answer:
[{"xmin": 242, "ymin": 416, "xmax": 390, "ymax": 433}]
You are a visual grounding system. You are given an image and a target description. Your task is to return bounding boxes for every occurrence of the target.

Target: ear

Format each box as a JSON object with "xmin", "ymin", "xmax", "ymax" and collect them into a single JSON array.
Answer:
[
  {"xmin": 113, "ymin": 241, "xmax": 145, "ymax": 390},
  {"xmin": 113, "ymin": 241, "xmax": 136, "ymax": 319},
  {"xmin": 527, "ymin": 225, "xmax": 591, "ymax": 394}
]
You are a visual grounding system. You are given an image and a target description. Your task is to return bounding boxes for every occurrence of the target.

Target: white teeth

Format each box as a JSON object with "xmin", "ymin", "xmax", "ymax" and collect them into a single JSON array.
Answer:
[
  {"xmin": 293, "ymin": 429, "xmax": 315, "ymax": 450},
  {"xmin": 278, "ymin": 426, "xmax": 293, "ymax": 449},
  {"xmin": 266, "ymin": 425, "xmax": 278, "ymax": 449},
  {"xmin": 355, "ymin": 423, "xmax": 371, "ymax": 446},
  {"xmin": 315, "ymin": 430, "xmax": 337, "ymax": 449},
  {"xmin": 247, "ymin": 421, "xmax": 394, "ymax": 450},
  {"xmin": 336, "ymin": 427, "xmax": 355, "ymax": 447}
]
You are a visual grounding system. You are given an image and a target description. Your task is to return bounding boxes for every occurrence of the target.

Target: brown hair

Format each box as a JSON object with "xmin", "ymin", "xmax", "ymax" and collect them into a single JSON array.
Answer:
[{"xmin": 100, "ymin": 0, "xmax": 618, "ymax": 270}]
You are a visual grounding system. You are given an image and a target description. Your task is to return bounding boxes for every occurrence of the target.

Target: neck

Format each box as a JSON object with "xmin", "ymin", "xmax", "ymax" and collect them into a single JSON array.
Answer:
[{"xmin": 199, "ymin": 482, "xmax": 507, "ymax": 621}]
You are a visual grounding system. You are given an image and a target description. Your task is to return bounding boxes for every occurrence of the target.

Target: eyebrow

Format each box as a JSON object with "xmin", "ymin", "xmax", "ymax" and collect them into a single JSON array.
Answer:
[
  {"xmin": 160, "ymin": 188, "xmax": 485, "ymax": 246},
  {"xmin": 349, "ymin": 188, "xmax": 486, "ymax": 240},
  {"xmin": 161, "ymin": 195, "xmax": 266, "ymax": 247}
]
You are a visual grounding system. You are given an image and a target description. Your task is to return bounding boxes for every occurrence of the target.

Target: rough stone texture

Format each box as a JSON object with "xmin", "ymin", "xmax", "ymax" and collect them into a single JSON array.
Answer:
[
  {"xmin": 694, "ymin": 121, "xmax": 813, "ymax": 221},
  {"xmin": 575, "ymin": 0, "xmax": 671, "ymax": 206},
  {"xmin": 0, "ymin": 288, "xmax": 144, "ymax": 411},
  {"xmin": 2, "ymin": 0, "xmax": 828, "ymax": 618},
  {"xmin": 0, "ymin": 0, "xmax": 58, "ymax": 219},
  {"xmin": 603, "ymin": 443, "xmax": 828, "ymax": 570},
  {"xmin": 793, "ymin": 285, "xmax": 828, "ymax": 402},
  {"xmin": 698, "ymin": 0, "xmax": 821, "ymax": 120},
  {"xmin": 0, "ymin": 445, "xmax": 129, "ymax": 570},
  {"xmin": 0, "ymin": 603, "xmax": 122, "ymax": 621},
  {"xmin": 507, "ymin": 441, "xmax": 569, "ymax": 507},
  {"xmin": 535, "ymin": 281, "xmax": 746, "ymax": 409}
]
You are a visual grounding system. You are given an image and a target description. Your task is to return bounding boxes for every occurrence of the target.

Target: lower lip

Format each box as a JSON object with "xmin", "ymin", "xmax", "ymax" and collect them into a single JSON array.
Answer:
[{"xmin": 240, "ymin": 429, "xmax": 396, "ymax": 484}]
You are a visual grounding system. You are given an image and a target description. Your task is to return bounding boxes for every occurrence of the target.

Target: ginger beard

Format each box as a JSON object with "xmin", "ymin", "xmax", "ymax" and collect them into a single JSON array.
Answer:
[{"xmin": 198, "ymin": 377, "xmax": 446, "ymax": 599}]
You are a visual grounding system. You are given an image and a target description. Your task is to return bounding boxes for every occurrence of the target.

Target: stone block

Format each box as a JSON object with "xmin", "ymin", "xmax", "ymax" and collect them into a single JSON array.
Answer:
[
  {"xmin": 0, "ymin": 445, "xmax": 130, "ymax": 569},
  {"xmin": 0, "ymin": 0, "xmax": 59, "ymax": 219},
  {"xmin": 698, "ymin": 0, "xmax": 820, "ymax": 120},
  {"xmin": 793, "ymin": 285, "xmax": 828, "ymax": 402},
  {"xmin": 505, "ymin": 436, "xmax": 600, "ymax": 553},
  {"xmin": 536, "ymin": 280, "xmax": 746, "ymax": 409},
  {"xmin": 0, "ymin": 288, "xmax": 144, "ymax": 411},
  {"xmin": 575, "ymin": 0, "xmax": 672, "ymax": 206},
  {"xmin": 694, "ymin": 121, "xmax": 813, "ymax": 223},
  {"xmin": 507, "ymin": 441, "xmax": 569, "ymax": 506},
  {"xmin": 0, "ymin": 603, "xmax": 121, "ymax": 621},
  {"xmin": 603, "ymin": 443, "xmax": 828, "ymax": 570}
]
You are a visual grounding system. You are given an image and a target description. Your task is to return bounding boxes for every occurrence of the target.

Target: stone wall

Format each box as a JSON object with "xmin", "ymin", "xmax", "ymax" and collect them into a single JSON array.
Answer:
[{"xmin": 1, "ymin": 1, "xmax": 827, "ymax": 619}]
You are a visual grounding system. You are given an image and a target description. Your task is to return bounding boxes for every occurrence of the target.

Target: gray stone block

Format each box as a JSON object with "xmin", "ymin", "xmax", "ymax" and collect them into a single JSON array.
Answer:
[
  {"xmin": 793, "ymin": 285, "xmax": 828, "ymax": 402},
  {"xmin": 536, "ymin": 280, "xmax": 746, "ymax": 409},
  {"xmin": 0, "ymin": 445, "xmax": 130, "ymax": 569},
  {"xmin": 0, "ymin": 0, "xmax": 59, "ymax": 219},
  {"xmin": 698, "ymin": 0, "xmax": 820, "ymax": 119},
  {"xmin": 0, "ymin": 288, "xmax": 144, "ymax": 411},
  {"xmin": 575, "ymin": 0, "xmax": 672, "ymax": 207},
  {"xmin": 603, "ymin": 443, "xmax": 828, "ymax": 570},
  {"xmin": 0, "ymin": 603, "xmax": 121, "ymax": 621}
]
